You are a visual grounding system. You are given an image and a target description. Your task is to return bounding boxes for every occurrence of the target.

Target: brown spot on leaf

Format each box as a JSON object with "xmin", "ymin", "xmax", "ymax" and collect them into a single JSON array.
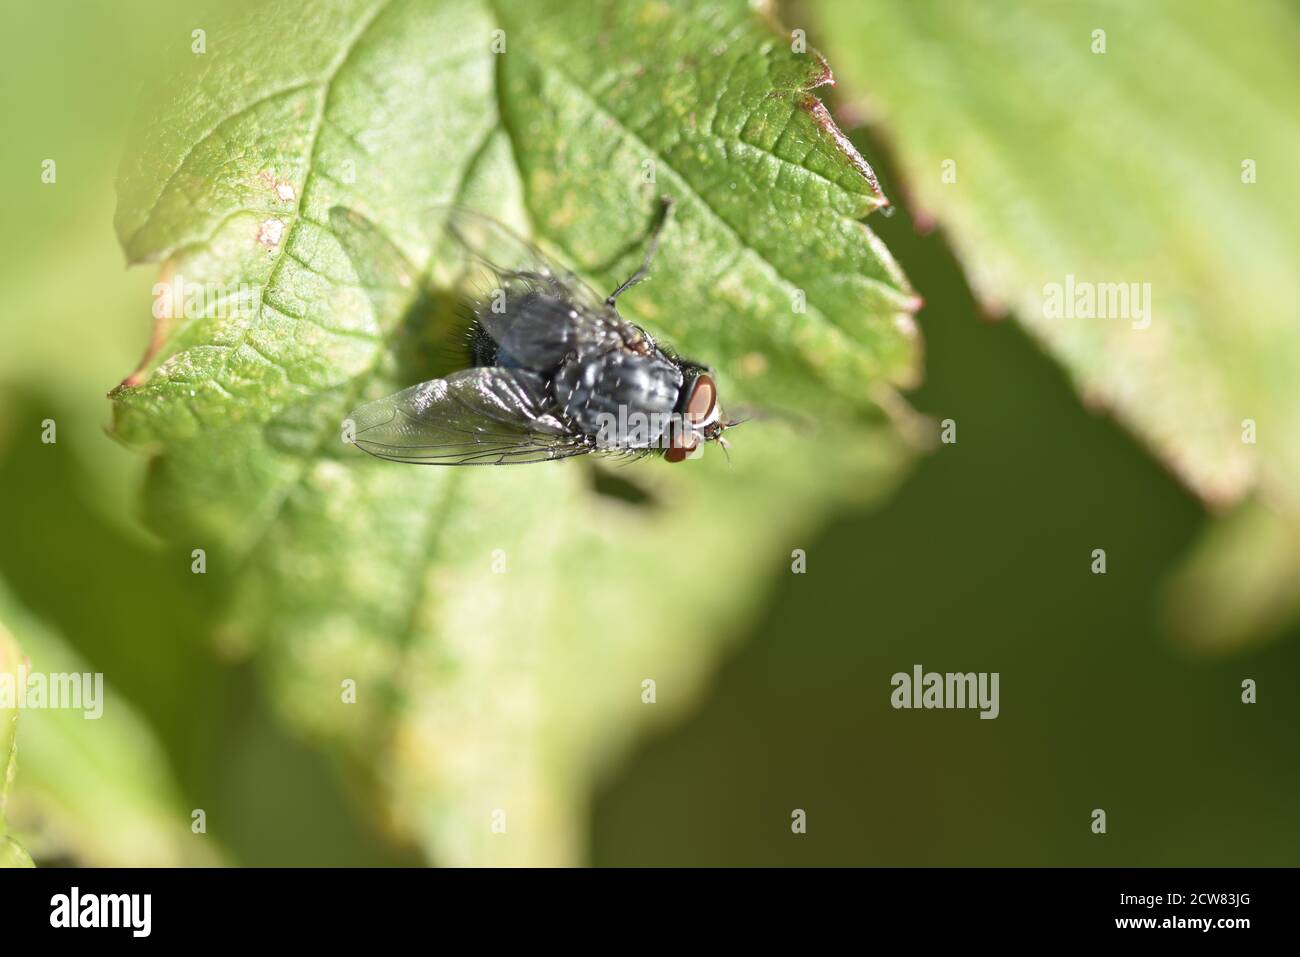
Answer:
[{"xmin": 257, "ymin": 217, "xmax": 287, "ymax": 248}]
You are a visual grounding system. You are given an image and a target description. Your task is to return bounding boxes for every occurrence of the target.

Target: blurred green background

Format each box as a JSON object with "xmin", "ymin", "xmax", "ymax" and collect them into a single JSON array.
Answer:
[
  {"xmin": 593, "ymin": 144, "xmax": 1300, "ymax": 864},
  {"xmin": 2, "ymin": 0, "xmax": 1297, "ymax": 866}
]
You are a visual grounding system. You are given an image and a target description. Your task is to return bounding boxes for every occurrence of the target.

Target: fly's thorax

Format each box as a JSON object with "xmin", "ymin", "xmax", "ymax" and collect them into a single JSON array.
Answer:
[
  {"xmin": 616, "ymin": 321, "xmax": 656, "ymax": 356},
  {"xmin": 556, "ymin": 350, "xmax": 682, "ymax": 445}
]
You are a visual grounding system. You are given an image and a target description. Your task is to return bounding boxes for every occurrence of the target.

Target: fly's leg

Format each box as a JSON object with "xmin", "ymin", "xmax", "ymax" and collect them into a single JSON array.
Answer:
[{"xmin": 605, "ymin": 195, "xmax": 675, "ymax": 306}]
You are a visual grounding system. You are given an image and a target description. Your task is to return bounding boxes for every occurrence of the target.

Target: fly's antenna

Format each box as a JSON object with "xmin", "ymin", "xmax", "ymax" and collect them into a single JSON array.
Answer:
[{"xmin": 606, "ymin": 196, "xmax": 676, "ymax": 306}]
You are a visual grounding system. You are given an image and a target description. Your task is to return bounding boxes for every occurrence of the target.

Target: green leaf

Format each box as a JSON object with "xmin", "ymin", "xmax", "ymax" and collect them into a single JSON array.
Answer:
[
  {"xmin": 111, "ymin": 0, "xmax": 919, "ymax": 863},
  {"xmin": 0, "ymin": 838, "xmax": 33, "ymax": 869},
  {"xmin": 0, "ymin": 618, "xmax": 34, "ymax": 868},
  {"xmin": 814, "ymin": 0, "xmax": 1300, "ymax": 648},
  {"xmin": 0, "ymin": 583, "xmax": 211, "ymax": 866}
]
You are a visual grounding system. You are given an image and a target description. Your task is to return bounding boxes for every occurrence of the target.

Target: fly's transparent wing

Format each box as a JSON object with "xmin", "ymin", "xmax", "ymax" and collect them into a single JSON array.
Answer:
[
  {"xmin": 441, "ymin": 206, "xmax": 607, "ymax": 311},
  {"xmin": 439, "ymin": 206, "xmax": 638, "ymax": 359},
  {"xmin": 347, "ymin": 367, "xmax": 592, "ymax": 465}
]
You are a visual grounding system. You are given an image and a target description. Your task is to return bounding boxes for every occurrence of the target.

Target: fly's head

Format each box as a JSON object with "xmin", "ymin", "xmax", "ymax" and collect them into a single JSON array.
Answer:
[{"xmin": 664, "ymin": 365, "xmax": 739, "ymax": 463}]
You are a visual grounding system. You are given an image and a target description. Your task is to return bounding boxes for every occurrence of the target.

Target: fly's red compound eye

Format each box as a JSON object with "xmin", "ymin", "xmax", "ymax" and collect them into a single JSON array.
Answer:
[
  {"xmin": 664, "ymin": 421, "xmax": 700, "ymax": 463},
  {"xmin": 664, "ymin": 442, "xmax": 692, "ymax": 463},
  {"xmin": 685, "ymin": 374, "xmax": 717, "ymax": 424},
  {"xmin": 665, "ymin": 374, "xmax": 715, "ymax": 463}
]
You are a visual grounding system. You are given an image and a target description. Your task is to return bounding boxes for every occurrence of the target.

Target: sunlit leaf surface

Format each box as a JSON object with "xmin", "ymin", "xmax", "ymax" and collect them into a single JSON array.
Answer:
[{"xmin": 111, "ymin": 0, "xmax": 920, "ymax": 862}]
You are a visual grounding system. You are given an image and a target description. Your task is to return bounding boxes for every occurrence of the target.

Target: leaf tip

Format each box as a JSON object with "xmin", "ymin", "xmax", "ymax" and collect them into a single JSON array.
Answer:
[
  {"xmin": 804, "ymin": 51, "xmax": 837, "ymax": 92},
  {"xmin": 795, "ymin": 92, "xmax": 888, "ymax": 212}
]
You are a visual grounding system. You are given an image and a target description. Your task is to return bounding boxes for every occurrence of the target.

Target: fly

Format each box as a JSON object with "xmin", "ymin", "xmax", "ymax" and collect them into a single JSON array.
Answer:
[{"xmin": 333, "ymin": 197, "xmax": 737, "ymax": 466}]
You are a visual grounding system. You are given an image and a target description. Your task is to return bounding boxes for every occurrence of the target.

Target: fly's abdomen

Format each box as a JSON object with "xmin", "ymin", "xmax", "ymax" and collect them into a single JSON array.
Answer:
[
  {"xmin": 554, "ymin": 351, "xmax": 683, "ymax": 446},
  {"xmin": 478, "ymin": 292, "xmax": 580, "ymax": 372}
]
